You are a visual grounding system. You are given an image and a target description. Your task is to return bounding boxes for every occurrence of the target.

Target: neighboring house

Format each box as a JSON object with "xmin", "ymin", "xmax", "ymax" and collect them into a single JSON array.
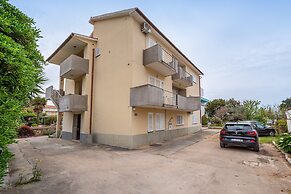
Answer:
[
  {"xmin": 286, "ymin": 109, "xmax": 291, "ymax": 133},
  {"xmin": 46, "ymin": 8, "xmax": 203, "ymax": 149},
  {"xmin": 43, "ymin": 104, "xmax": 58, "ymax": 116},
  {"xmin": 200, "ymin": 88, "xmax": 209, "ymax": 117}
]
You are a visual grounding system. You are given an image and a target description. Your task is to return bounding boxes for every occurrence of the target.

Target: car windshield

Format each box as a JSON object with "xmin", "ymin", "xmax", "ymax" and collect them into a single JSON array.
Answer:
[{"xmin": 225, "ymin": 124, "xmax": 252, "ymax": 130}]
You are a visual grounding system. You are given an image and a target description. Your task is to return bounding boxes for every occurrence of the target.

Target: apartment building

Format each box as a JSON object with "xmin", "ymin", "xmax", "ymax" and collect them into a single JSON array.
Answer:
[{"xmin": 46, "ymin": 8, "xmax": 204, "ymax": 149}]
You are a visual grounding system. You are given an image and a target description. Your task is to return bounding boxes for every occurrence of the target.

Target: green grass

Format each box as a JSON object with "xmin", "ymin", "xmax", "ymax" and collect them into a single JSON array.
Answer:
[{"xmin": 259, "ymin": 135, "xmax": 281, "ymax": 144}]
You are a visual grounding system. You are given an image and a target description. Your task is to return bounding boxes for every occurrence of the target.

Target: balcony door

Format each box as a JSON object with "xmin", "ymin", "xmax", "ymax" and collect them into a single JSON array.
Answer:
[{"xmin": 149, "ymin": 76, "xmax": 164, "ymax": 89}]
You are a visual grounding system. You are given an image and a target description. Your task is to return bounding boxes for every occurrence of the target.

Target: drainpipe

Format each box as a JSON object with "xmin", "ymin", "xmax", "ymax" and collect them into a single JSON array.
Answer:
[
  {"xmin": 89, "ymin": 48, "xmax": 95, "ymax": 136},
  {"xmin": 199, "ymin": 76, "xmax": 202, "ymax": 125}
]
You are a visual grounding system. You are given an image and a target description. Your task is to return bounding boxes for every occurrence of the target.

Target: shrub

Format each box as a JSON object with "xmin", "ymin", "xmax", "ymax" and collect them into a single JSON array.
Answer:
[
  {"xmin": 18, "ymin": 126, "xmax": 35, "ymax": 138},
  {"xmin": 277, "ymin": 135, "xmax": 291, "ymax": 154},
  {"xmin": 202, "ymin": 115, "xmax": 208, "ymax": 126},
  {"xmin": 42, "ymin": 115, "xmax": 57, "ymax": 126},
  {"xmin": 275, "ymin": 119, "xmax": 288, "ymax": 134},
  {"xmin": 209, "ymin": 117, "xmax": 223, "ymax": 126}
]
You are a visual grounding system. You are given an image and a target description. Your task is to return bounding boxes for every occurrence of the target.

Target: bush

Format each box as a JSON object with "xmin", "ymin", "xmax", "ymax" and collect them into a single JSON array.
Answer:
[
  {"xmin": 275, "ymin": 119, "xmax": 288, "ymax": 134},
  {"xmin": 42, "ymin": 115, "xmax": 57, "ymax": 126},
  {"xmin": 209, "ymin": 117, "xmax": 223, "ymax": 126},
  {"xmin": 18, "ymin": 126, "xmax": 35, "ymax": 138},
  {"xmin": 202, "ymin": 115, "xmax": 208, "ymax": 126},
  {"xmin": 277, "ymin": 135, "xmax": 291, "ymax": 153}
]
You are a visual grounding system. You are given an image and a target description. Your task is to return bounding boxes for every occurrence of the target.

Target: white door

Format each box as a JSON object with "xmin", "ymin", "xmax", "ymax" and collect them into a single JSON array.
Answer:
[{"xmin": 148, "ymin": 113, "xmax": 154, "ymax": 132}]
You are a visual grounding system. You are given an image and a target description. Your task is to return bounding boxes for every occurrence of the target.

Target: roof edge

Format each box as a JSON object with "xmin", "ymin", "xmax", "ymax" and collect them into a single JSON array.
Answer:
[
  {"xmin": 46, "ymin": 33, "xmax": 97, "ymax": 62},
  {"xmin": 89, "ymin": 8, "xmax": 203, "ymax": 75}
]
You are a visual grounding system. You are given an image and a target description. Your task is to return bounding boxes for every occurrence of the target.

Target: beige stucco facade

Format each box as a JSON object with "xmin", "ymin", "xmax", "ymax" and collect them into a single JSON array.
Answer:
[{"xmin": 46, "ymin": 8, "xmax": 203, "ymax": 149}]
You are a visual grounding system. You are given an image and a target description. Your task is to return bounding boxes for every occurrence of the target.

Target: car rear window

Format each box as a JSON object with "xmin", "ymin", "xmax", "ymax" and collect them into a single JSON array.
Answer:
[{"xmin": 225, "ymin": 124, "xmax": 252, "ymax": 130}]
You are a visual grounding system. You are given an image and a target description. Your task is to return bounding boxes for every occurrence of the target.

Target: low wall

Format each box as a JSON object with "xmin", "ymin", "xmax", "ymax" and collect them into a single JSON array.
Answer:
[{"xmin": 92, "ymin": 125, "xmax": 201, "ymax": 149}]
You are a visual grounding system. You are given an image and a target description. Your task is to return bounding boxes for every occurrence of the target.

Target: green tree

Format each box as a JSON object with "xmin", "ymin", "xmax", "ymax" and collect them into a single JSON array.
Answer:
[
  {"xmin": 0, "ymin": 0, "xmax": 45, "ymax": 183},
  {"xmin": 242, "ymin": 100, "xmax": 261, "ymax": 120},
  {"xmin": 205, "ymin": 99, "xmax": 226, "ymax": 117},
  {"xmin": 279, "ymin": 97, "xmax": 291, "ymax": 114},
  {"xmin": 31, "ymin": 97, "xmax": 46, "ymax": 125}
]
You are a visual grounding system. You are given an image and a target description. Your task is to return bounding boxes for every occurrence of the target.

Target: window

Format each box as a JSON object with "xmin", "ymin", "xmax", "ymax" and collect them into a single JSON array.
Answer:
[
  {"xmin": 148, "ymin": 113, "xmax": 154, "ymax": 132},
  {"xmin": 149, "ymin": 76, "xmax": 164, "ymax": 89},
  {"xmin": 192, "ymin": 115, "xmax": 198, "ymax": 125},
  {"xmin": 147, "ymin": 37, "xmax": 157, "ymax": 48},
  {"xmin": 176, "ymin": 115, "xmax": 184, "ymax": 126},
  {"xmin": 155, "ymin": 113, "xmax": 165, "ymax": 131}
]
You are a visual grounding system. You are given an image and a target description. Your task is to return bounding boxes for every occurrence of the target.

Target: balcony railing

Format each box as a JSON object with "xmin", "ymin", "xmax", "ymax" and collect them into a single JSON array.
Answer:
[
  {"xmin": 60, "ymin": 55, "xmax": 89, "ymax": 80},
  {"xmin": 172, "ymin": 66, "xmax": 193, "ymax": 88},
  {"xmin": 130, "ymin": 84, "xmax": 200, "ymax": 111},
  {"xmin": 143, "ymin": 44, "xmax": 178, "ymax": 76}
]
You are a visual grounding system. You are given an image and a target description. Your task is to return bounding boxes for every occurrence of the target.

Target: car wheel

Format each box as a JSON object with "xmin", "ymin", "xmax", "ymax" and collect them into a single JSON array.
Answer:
[
  {"xmin": 220, "ymin": 142, "xmax": 225, "ymax": 148},
  {"xmin": 253, "ymin": 145, "xmax": 259, "ymax": 152},
  {"xmin": 269, "ymin": 131, "xmax": 275, "ymax": 137}
]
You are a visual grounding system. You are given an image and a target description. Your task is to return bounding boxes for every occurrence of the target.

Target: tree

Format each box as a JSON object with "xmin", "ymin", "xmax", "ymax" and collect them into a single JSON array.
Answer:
[
  {"xmin": 205, "ymin": 99, "xmax": 226, "ymax": 117},
  {"xmin": 279, "ymin": 97, "xmax": 291, "ymax": 112},
  {"xmin": 31, "ymin": 97, "xmax": 46, "ymax": 125},
  {"xmin": 0, "ymin": 0, "xmax": 45, "ymax": 183},
  {"xmin": 242, "ymin": 100, "xmax": 261, "ymax": 120}
]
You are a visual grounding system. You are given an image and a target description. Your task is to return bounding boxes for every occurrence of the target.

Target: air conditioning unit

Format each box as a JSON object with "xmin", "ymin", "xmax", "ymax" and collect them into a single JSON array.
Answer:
[{"xmin": 141, "ymin": 22, "xmax": 151, "ymax": 34}]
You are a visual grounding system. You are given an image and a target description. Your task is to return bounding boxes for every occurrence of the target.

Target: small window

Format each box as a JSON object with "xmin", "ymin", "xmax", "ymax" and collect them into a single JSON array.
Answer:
[
  {"xmin": 148, "ymin": 113, "xmax": 154, "ymax": 132},
  {"xmin": 176, "ymin": 115, "xmax": 184, "ymax": 126},
  {"xmin": 192, "ymin": 115, "xmax": 198, "ymax": 125}
]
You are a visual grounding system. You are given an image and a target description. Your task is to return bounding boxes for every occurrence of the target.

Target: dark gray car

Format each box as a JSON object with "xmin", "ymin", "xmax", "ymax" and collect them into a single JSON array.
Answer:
[
  {"xmin": 220, "ymin": 122, "xmax": 259, "ymax": 152},
  {"xmin": 243, "ymin": 121, "xmax": 276, "ymax": 136}
]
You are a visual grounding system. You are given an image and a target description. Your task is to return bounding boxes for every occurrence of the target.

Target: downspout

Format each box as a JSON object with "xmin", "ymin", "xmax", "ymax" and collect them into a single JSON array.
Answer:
[
  {"xmin": 89, "ymin": 48, "xmax": 95, "ymax": 135},
  {"xmin": 199, "ymin": 76, "xmax": 202, "ymax": 125}
]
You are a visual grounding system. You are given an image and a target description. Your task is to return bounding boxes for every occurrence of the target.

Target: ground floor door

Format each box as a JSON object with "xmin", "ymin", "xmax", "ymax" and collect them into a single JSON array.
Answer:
[{"xmin": 73, "ymin": 114, "xmax": 81, "ymax": 140}]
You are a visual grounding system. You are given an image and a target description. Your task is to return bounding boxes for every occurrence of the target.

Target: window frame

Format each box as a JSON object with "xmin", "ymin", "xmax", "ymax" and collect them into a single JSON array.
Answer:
[{"xmin": 176, "ymin": 115, "xmax": 184, "ymax": 126}]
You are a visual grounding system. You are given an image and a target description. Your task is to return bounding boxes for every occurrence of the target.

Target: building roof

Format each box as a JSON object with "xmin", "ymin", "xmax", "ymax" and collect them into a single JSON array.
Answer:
[
  {"xmin": 89, "ymin": 8, "xmax": 204, "ymax": 75},
  {"xmin": 46, "ymin": 33, "xmax": 97, "ymax": 64},
  {"xmin": 44, "ymin": 105, "xmax": 57, "ymax": 109}
]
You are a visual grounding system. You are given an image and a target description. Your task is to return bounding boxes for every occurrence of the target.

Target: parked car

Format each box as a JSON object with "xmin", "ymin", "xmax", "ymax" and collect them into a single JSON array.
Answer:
[
  {"xmin": 220, "ymin": 122, "xmax": 259, "ymax": 152},
  {"xmin": 243, "ymin": 121, "xmax": 276, "ymax": 136}
]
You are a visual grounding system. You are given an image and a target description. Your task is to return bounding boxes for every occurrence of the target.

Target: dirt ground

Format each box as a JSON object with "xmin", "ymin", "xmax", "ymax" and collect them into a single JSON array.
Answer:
[{"xmin": 2, "ymin": 129, "xmax": 291, "ymax": 194}]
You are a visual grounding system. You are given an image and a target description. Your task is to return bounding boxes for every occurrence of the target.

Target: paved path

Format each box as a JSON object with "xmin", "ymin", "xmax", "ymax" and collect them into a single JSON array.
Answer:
[{"xmin": 2, "ymin": 130, "xmax": 290, "ymax": 194}]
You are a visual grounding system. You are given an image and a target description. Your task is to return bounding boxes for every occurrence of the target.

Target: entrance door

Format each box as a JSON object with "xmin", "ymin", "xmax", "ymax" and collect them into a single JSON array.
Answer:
[{"xmin": 73, "ymin": 114, "xmax": 81, "ymax": 140}]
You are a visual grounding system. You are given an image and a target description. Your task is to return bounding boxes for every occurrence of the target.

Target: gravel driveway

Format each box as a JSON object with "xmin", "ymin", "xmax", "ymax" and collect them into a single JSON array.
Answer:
[{"xmin": 2, "ymin": 130, "xmax": 291, "ymax": 194}]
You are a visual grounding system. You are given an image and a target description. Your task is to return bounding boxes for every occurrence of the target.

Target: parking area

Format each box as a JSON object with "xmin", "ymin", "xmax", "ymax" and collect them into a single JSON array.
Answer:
[{"xmin": 2, "ymin": 129, "xmax": 291, "ymax": 194}]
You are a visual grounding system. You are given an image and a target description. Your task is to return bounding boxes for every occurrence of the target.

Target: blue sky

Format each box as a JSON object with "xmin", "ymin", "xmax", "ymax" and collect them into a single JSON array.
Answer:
[{"xmin": 10, "ymin": 0, "xmax": 291, "ymax": 105}]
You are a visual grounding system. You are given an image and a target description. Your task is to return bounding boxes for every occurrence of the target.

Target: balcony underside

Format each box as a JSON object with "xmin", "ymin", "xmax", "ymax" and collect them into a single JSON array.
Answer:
[{"xmin": 172, "ymin": 78, "xmax": 193, "ymax": 89}]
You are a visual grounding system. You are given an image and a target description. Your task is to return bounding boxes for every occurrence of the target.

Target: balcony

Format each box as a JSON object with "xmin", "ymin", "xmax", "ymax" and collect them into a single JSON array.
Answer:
[
  {"xmin": 130, "ymin": 84, "xmax": 200, "ymax": 111},
  {"xmin": 59, "ymin": 94, "xmax": 88, "ymax": 112},
  {"xmin": 177, "ymin": 96, "xmax": 200, "ymax": 112},
  {"xmin": 143, "ymin": 44, "xmax": 178, "ymax": 76},
  {"xmin": 172, "ymin": 66, "xmax": 193, "ymax": 88},
  {"xmin": 60, "ymin": 55, "xmax": 89, "ymax": 80}
]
